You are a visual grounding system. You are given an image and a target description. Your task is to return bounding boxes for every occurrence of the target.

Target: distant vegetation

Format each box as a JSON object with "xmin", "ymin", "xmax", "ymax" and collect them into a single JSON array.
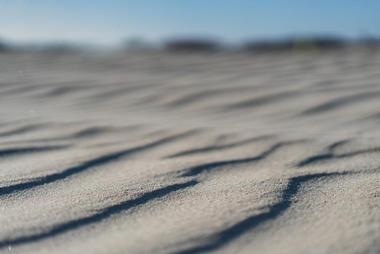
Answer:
[
  {"xmin": 124, "ymin": 37, "xmax": 155, "ymax": 51},
  {"xmin": 162, "ymin": 36, "xmax": 379, "ymax": 53},
  {"xmin": 164, "ymin": 39, "xmax": 220, "ymax": 53},
  {"xmin": 0, "ymin": 39, "xmax": 10, "ymax": 52},
  {"xmin": 1, "ymin": 35, "xmax": 380, "ymax": 54},
  {"xmin": 242, "ymin": 36, "xmax": 347, "ymax": 53},
  {"xmin": 358, "ymin": 37, "xmax": 380, "ymax": 49}
]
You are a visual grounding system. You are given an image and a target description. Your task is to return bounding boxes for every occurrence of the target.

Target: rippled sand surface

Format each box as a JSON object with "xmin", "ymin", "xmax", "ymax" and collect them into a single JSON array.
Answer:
[{"xmin": 0, "ymin": 50, "xmax": 379, "ymax": 253}]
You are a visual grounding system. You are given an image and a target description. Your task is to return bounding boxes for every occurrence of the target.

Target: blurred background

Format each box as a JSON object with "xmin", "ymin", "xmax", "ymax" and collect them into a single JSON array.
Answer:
[{"xmin": 1, "ymin": 0, "xmax": 379, "ymax": 52}]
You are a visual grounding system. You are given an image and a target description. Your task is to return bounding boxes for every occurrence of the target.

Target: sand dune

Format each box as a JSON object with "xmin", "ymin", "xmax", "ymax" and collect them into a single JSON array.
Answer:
[{"xmin": 0, "ymin": 50, "xmax": 379, "ymax": 253}]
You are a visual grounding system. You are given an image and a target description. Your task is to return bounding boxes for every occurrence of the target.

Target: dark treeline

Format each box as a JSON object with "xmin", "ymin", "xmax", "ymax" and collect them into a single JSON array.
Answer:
[
  {"xmin": 162, "ymin": 36, "xmax": 380, "ymax": 53},
  {"xmin": 163, "ymin": 39, "xmax": 221, "ymax": 52},
  {"xmin": 0, "ymin": 40, "xmax": 10, "ymax": 52},
  {"xmin": 242, "ymin": 37, "xmax": 346, "ymax": 53},
  {"xmin": 1, "ymin": 36, "xmax": 380, "ymax": 54}
]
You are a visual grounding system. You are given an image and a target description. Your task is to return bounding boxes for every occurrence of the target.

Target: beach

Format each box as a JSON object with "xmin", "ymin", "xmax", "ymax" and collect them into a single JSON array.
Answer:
[{"xmin": 0, "ymin": 49, "xmax": 379, "ymax": 253}]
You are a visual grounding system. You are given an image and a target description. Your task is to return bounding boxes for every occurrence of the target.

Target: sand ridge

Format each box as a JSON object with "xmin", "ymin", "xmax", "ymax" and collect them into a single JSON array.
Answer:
[{"xmin": 0, "ymin": 50, "xmax": 379, "ymax": 253}]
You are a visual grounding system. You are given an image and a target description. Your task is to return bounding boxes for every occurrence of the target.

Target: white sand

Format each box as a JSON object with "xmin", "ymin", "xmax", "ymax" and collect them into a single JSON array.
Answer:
[{"xmin": 0, "ymin": 50, "xmax": 379, "ymax": 253}]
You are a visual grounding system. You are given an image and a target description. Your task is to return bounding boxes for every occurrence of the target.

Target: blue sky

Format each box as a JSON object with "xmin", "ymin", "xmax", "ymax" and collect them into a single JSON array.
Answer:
[{"xmin": 1, "ymin": 0, "xmax": 379, "ymax": 45}]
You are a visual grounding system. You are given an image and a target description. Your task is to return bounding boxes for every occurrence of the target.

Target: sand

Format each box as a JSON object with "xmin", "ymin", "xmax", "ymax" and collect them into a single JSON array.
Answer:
[{"xmin": 0, "ymin": 49, "xmax": 379, "ymax": 253}]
